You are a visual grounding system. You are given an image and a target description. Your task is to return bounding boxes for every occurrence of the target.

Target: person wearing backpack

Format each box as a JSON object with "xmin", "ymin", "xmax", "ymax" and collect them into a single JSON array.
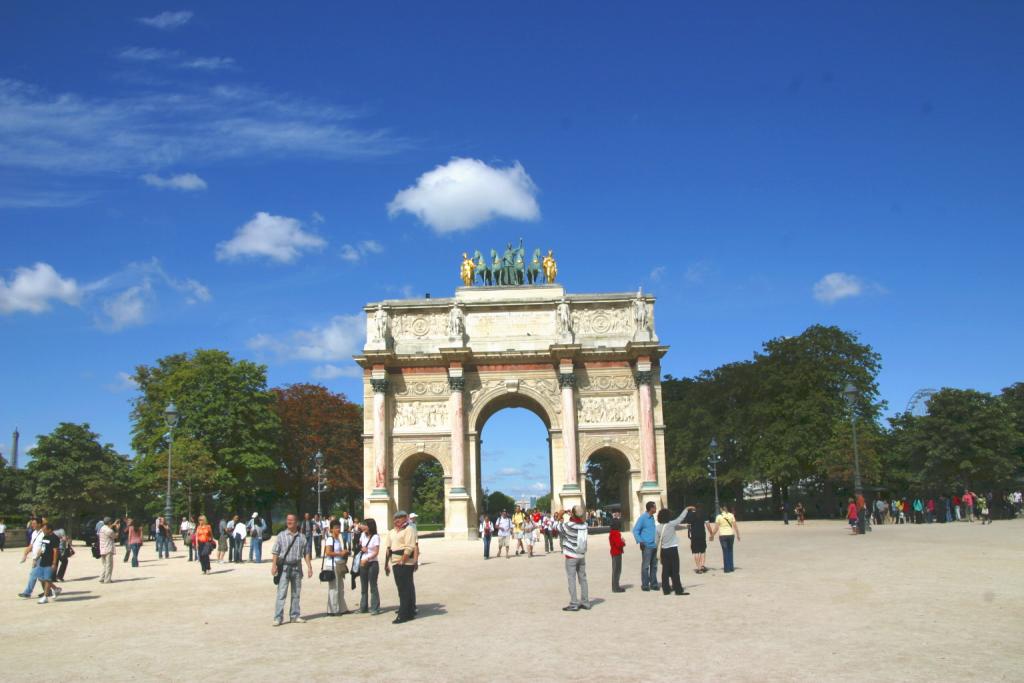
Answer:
[
  {"xmin": 552, "ymin": 506, "xmax": 590, "ymax": 611},
  {"xmin": 248, "ymin": 513, "xmax": 267, "ymax": 563}
]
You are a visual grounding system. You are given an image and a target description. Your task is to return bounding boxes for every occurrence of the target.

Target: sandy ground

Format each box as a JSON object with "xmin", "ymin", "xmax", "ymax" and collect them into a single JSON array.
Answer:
[{"xmin": 1, "ymin": 518, "xmax": 1021, "ymax": 682}]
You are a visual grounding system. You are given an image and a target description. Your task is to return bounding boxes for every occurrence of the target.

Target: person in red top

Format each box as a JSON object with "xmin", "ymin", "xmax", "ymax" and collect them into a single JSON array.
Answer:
[
  {"xmin": 609, "ymin": 517, "xmax": 626, "ymax": 592},
  {"xmin": 952, "ymin": 495, "xmax": 961, "ymax": 521},
  {"xmin": 847, "ymin": 498, "xmax": 859, "ymax": 535}
]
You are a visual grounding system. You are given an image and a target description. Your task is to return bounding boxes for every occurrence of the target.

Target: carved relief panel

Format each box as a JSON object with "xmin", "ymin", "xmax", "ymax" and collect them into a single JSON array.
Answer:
[
  {"xmin": 392, "ymin": 400, "xmax": 450, "ymax": 432},
  {"xmin": 577, "ymin": 395, "xmax": 637, "ymax": 424}
]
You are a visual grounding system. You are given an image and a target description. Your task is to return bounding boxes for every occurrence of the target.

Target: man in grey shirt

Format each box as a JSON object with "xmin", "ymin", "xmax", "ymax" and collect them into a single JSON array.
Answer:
[{"xmin": 271, "ymin": 514, "xmax": 312, "ymax": 626}]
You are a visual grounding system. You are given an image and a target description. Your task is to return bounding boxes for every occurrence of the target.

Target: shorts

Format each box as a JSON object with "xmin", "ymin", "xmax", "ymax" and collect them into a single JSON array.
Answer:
[
  {"xmin": 217, "ymin": 537, "xmax": 227, "ymax": 551},
  {"xmin": 848, "ymin": 518, "xmax": 858, "ymax": 528},
  {"xmin": 524, "ymin": 532, "xmax": 534, "ymax": 545},
  {"xmin": 38, "ymin": 566, "xmax": 54, "ymax": 581},
  {"xmin": 690, "ymin": 539, "xmax": 707, "ymax": 554},
  {"xmin": 514, "ymin": 531, "xmax": 523, "ymax": 540},
  {"xmin": 498, "ymin": 535, "xmax": 510, "ymax": 547}
]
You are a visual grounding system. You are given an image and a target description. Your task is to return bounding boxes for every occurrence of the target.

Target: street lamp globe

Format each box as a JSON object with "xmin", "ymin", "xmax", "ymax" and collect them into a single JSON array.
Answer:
[
  {"xmin": 843, "ymin": 383, "xmax": 857, "ymax": 405},
  {"xmin": 164, "ymin": 402, "xmax": 180, "ymax": 428}
]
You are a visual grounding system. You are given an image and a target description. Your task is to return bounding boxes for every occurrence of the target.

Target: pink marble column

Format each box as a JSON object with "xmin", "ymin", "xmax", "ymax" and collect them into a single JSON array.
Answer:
[
  {"xmin": 636, "ymin": 371, "xmax": 657, "ymax": 483},
  {"xmin": 559, "ymin": 372, "xmax": 579, "ymax": 486},
  {"xmin": 371, "ymin": 377, "xmax": 388, "ymax": 491},
  {"xmin": 449, "ymin": 374, "xmax": 466, "ymax": 493}
]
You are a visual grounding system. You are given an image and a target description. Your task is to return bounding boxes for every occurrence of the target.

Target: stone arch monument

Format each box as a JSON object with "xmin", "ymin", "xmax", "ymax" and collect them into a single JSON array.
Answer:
[{"xmin": 355, "ymin": 283, "xmax": 668, "ymax": 539}]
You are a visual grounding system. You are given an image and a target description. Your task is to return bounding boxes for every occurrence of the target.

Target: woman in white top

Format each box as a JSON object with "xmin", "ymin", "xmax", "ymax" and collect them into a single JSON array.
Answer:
[
  {"xmin": 656, "ymin": 506, "xmax": 696, "ymax": 596},
  {"xmin": 357, "ymin": 519, "xmax": 382, "ymax": 614},
  {"xmin": 324, "ymin": 520, "xmax": 350, "ymax": 616}
]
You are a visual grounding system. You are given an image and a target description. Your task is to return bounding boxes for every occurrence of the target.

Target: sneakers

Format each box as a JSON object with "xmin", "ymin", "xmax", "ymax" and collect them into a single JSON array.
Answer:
[
  {"xmin": 17, "ymin": 593, "xmax": 30, "ymax": 598},
  {"xmin": 562, "ymin": 605, "xmax": 580, "ymax": 612},
  {"xmin": 52, "ymin": 586, "xmax": 62, "ymax": 598},
  {"xmin": 272, "ymin": 618, "xmax": 283, "ymax": 627},
  {"xmin": 290, "ymin": 617, "xmax": 306, "ymax": 624},
  {"xmin": 38, "ymin": 596, "xmax": 48, "ymax": 604}
]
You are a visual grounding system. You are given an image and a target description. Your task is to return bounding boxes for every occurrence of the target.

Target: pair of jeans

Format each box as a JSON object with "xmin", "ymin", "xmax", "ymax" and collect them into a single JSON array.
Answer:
[
  {"xmin": 482, "ymin": 535, "xmax": 491, "ymax": 558},
  {"xmin": 274, "ymin": 564, "xmax": 303, "ymax": 622},
  {"xmin": 0, "ymin": 532, "xmax": 5, "ymax": 550},
  {"xmin": 130, "ymin": 543, "xmax": 141, "ymax": 567},
  {"xmin": 660, "ymin": 546, "xmax": 684, "ymax": 594},
  {"xmin": 155, "ymin": 535, "xmax": 169, "ymax": 558},
  {"xmin": 22, "ymin": 564, "xmax": 45, "ymax": 595},
  {"xmin": 564, "ymin": 556, "xmax": 589, "ymax": 607},
  {"xmin": 249, "ymin": 537, "xmax": 263, "ymax": 563},
  {"xmin": 720, "ymin": 535, "xmax": 735, "ymax": 572},
  {"xmin": 611, "ymin": 554, "xmax": 622, "ymax": 590},
  {"xmin": 392, "ymin": 564, "xmax": 416, "ymax": 619},
  {"xmin": 56, "ymin": 557, "xmax": 68, "ymax": 580},
  {"xmin": 359, "ymin": 561, "xmax": 380, "ymax": 612},
  {"xmin": 327, "ymin": 564, "xmax": 349, "ymax": 614},
  {"xmin": 544, "ymin": 531, "xmax": 554, "ymax": 553},
  {"xmin": 313, "ymin": 535, "xmax": 322, "ymax": 558},
  {"xmin": 342, "ymin": 532, "xmax": 351, "ymax": 550},
  {"xmin": 187, "ymin": 538, "xmax": 195, "ymax": 561},
  {"xmin": 640, "ymin": 544, "xmax": 659, "ymax": 589},
  {"xmin": 198, "ymin": 542, "xmax": 212, "ymax": 572}
]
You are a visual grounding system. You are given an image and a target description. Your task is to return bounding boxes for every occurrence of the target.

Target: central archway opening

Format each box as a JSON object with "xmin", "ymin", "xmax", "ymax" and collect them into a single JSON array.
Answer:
[
  {"xmin": 397, "ymin": 453, "xmax": 445, "ymax": 533},
  {"xmin": 476, "ymin": 395, "xmax": 553, "ymax": 519},
  {"xmin": 585, "ymin": 447, "xmax": 633, "ymax": 528}
]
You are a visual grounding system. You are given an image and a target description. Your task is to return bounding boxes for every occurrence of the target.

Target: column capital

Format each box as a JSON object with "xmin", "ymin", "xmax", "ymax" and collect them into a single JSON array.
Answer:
[
  {"xmin": 558, "ymin": 373, "xmax": 576, "ymax": 389},
  {"xmin": 634, "ymin": 370, "xmax": 653, "ymax": 386},
  {"xmin": 448, "ymin": 376, "xmax": 465, "ymax": 392},
  {"xmin": 370, "ymin": 378, "xmax": 390, "ymax": 393}
]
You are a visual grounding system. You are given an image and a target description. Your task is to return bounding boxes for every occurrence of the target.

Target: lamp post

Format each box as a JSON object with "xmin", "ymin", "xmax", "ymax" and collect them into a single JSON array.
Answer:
[
  {"xmin": 315, "ymin": 450, "xmax": 324, "ymax": 517},
  {"xmin": 843, "ymin": 383, "xmax": 863, "ymax": 497},
  {"xmin": 708, "ymin": 438, "xmax": 722, "ymax": 517},
  {"xmin": 163, "ymin": 402, "xmax": 179, "ymax": 532}
]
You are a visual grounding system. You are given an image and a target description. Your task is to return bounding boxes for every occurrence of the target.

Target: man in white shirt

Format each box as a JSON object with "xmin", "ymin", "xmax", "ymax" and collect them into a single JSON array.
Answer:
[
  {"xmin": 495, "ymin": 510, "xmax": 513, "ymax": 559},
  {"xmin": 231, "ymin": 516, "xmax": 246, "ymax": 563},
  {"xmin": 17, "ymin": 517, "xmax": 44, "ymax": 597},
  {"xmin": 0, "ymin": 518, "xmax": 7, "ymax": 552},
  {"xmin": 98, "ymin": 517, "xmax": 120, "ymax": 583}
]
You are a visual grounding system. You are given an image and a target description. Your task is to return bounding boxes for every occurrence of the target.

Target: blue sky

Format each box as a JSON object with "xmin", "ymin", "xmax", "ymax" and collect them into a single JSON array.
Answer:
[{"xmin": 2, "ymin": 2, "xmax": 1022, "ymax": 499}]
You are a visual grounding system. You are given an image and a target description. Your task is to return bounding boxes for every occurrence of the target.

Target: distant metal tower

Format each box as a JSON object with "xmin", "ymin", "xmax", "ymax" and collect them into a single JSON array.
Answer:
[
  {"xmin": 905, "ymin": 389, "xmax": 937, "ymax": 416},
  {"xmin": 10, "ymin": 427, "xmax": 19, "ymax": 469}
]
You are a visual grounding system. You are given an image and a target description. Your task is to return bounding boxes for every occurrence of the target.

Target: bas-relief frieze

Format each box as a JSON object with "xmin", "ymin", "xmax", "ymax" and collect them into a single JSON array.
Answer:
[
  {"xmin": 577, "ymin": 394, "xmax": 637, "ymax": 424},
  {"xmin": 465, "ymin": 376, "xmax": 561, "ymax": 413},
  {"xmin": 571, "ymin": 305, "xmax": 635, "ymax": 337},
  {"xmin": 392, "ymin": 400, "xmax": 449, "ymax": 431},
  {"xmin": 391, "ymin": 312, "xmax": 447, "ymax": 339},
  {"xmin": 394, "ymin": 380, "xmax": 449, "ymax": 397},
  {"xmin": 580, "ymin": 432, "xmax": 641, "ymax": 467},
  {"xmin": 576, "ymin": 373, "xmax": 634, "ymax": 393},
  {"xmin": 467, "ymin": 310, "xmax": 554, "ymax": 338}
]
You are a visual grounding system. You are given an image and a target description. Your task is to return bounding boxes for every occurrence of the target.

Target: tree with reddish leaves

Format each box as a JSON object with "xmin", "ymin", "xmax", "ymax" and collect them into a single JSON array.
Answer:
[{"xmin": 271, "ymin": 383, "xmax": 363, "ymax": 515}]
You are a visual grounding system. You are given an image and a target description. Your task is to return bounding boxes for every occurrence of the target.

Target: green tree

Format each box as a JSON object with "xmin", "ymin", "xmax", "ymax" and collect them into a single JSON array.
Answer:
[
  {"xmin": 535, "ymin": 492, "xmax": 552, "ymax": 512},
  {"xmin": 410, "ymin": 459, "xmax": 444, "ymax": 524},
  {"xmin": 585, "ymin": 452, "xmax": 630, "ymax": 507},
  {"xmin": 483, "ymin": 489, "xmax": 516, "ymax": 516},
  {"xmin": 22, "ymin": 423, "xmax": 131, "ymax": 530},
  {"xmin": 130, "ymin": 349, "xmax": 280, "ymax": 515},
  {"xmin": 0, "ymin": 456, "xmax": 26, "ymax": 517},
  {"xmin": 888, "ymin": 388, "xmax": 1020, "ymax": 492},
  {"xmin": 132, "ymin": 435, "xmax": 219, "ymax": 519}
]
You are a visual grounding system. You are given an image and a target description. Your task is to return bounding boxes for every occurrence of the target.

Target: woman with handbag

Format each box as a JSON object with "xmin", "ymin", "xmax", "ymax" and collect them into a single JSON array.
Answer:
[
  {"xmin": 323, "ymin": 519, "xmax": 351, "ymax": 616},
  {"xmin": 357, "ymin": 519, "xmax": 382, "ymax": 615}
]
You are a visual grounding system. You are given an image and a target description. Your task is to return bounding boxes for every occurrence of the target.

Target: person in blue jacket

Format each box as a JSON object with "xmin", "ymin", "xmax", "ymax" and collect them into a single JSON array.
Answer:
[{"xmin": 631, "ymin": 501, "xmax": 659, "ymax": 591}]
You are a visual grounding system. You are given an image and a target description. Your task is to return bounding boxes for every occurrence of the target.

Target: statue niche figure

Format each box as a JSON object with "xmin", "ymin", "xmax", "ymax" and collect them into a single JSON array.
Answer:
[
  {"xmin": 448, "ymin": 303, "xmax": 465, "ymax": 339},
  {"xmin": 372, "ymin": 303, "xmax": 390, "ymax": 345},
  {"xmin": 556, "ymin": 298, "xmax": 572, "ymax": 340}
]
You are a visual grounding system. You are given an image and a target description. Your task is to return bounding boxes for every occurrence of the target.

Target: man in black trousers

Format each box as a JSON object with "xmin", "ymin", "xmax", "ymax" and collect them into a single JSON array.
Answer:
[{"xmin": 384, "ymin": 510, "xmax": 418, "ymax": 624}]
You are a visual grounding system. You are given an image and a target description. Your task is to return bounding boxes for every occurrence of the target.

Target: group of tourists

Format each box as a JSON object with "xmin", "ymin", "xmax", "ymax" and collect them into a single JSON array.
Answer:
[
  {"xmin": 478, "ymin": 506, "xmax": 557, "ymax": 559},
  {"xmin": 270, "ymin": 511, "xmax": 417, "ymax": 626},
  {"xmin": 16, "ymin": 516, "xmax": 75, "ymax": 603},
  {"xmin": 840, "ymin": 489, "xmax": 1021, "ymax": 535}
]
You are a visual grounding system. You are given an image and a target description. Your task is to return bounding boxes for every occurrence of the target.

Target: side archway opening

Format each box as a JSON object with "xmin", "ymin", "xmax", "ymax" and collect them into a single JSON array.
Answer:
[{"xmin": 585, "ymin": 447, "xmax": 633, "ymax": 528}]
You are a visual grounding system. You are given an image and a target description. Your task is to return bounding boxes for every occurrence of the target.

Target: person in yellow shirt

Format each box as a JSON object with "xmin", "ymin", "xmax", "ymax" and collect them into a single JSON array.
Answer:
[
  {"xmin": 711, "ymin": 505, "xmax": 740, "ymax": 573},
  {"xmin": 385, "ymin": 510, "xmax": 418, "ymax": 624},
  {"xmin": 512, "ymin": 506, "xmax": 526, "ymax": 556}
]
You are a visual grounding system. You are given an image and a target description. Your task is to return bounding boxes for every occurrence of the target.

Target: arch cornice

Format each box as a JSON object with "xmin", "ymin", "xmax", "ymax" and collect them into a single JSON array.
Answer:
[{"xmin": 467, "ymin": 382, "xmax": 561, "ymax": 433}]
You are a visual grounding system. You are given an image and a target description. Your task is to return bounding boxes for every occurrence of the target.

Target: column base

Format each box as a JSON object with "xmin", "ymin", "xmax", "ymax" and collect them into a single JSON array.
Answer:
[
  {"xmin": 638, "ymin": 482, "xmax": 663, "ymax": 511},
  {"xmin": 445, "ymin": 495, "xmax": 472, "ymax": 540},
  {"xmin": 367, "ymin": 490, "xmax": 392, "ymax": 525},
  {"xmin": 559, "ymin": 485, "xmax": 583, "ymax": 513},
  {"xmin": 448, "ymin": 486, "xmax": 469, "ymax": 498}
]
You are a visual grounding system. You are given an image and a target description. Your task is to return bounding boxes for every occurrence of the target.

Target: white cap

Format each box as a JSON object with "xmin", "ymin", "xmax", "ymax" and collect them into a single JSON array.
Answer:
[
  {"xmin": 408, "ymin": 513, "xmax": 418, "ymax": 519},
  {"xmin": 251, "ymin": 512, "xmax": 258, "ymax": 519}
]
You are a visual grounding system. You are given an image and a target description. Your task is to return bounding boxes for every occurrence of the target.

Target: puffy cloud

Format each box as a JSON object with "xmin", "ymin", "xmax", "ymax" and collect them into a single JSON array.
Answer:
[
  {"xmin": 340, "ymin": 240, "xmax": 385, "ymax": 263},
  {"xmin": 118, "ymin": 47, "xmax": 179, "ymax": 62},
  {"xmin": 107, "ymin": 371, "xmax": 140, "ymax": 393},
  {"xmin": 311, "ymin": 364, "xmax": 362, "ymax": 380},
  {"xmin": 311, "ymin": 211, "xmax": 325, "ymax": 224},
  {"xmin": 388, "ymin": 157, "xmax": 540, "ymax": 233},
  {"xmin": 138, "ymin": 11, "xmax": 193, "ymax": 30},
  {"xmin": 100, "ymin": 281, "xmax": 152, "ymax": 330},
  {"xmin": 0, "ymin": 262, "xmax": 80, "ymax": 314},
  {"xmin": 216, "ymin": 212, "xmax": 326, "ymax": 263},
  {"xmin": 249, "ymin": 314, "xmax": 364, "ymax": 364},
  {"xmin": 181, "ymin": 56, "xmax": 236, "ymax": 70},
  {"xmin": 813, "ymin": 272, "xmax": 864, "ymax": 303},
  {"xmin": 649, "ymin": 266, "xmax": 666, "ymax": 281},
  {"xmin": 140, "ymin": 172, "xmax": 207, "ymax": 191},
  {"xmin": 0, "ymin": 79, "xmax": 402, "ymax": 174}
]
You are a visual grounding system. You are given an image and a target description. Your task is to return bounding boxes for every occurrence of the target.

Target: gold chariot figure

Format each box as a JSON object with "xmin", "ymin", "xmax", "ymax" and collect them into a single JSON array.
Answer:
[
  {"xmin": 460, "ymin": 252, "xmax": 476, "ymax": 286},
  {"xmin": 542, "ymin": 249, "xmax": 558, "ymax": 283}
]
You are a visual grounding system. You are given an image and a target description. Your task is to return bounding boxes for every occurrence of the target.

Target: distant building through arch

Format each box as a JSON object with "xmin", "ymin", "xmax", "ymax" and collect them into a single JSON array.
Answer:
[{"xmin": 355, "ymin": 283, "xmax": 669, "ymax": 539}]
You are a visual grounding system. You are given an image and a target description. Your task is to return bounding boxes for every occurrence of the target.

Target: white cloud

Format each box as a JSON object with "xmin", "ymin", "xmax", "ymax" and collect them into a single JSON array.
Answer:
[
  {"xmin": 0, "ymin": 191, "xmax": 92, "ymax": 208},
  {"xmin": 140, "ymin": 172, "xmax": 207, "ymax": 191},
  {"xmin": 311, "ymin": 211, "xmax": 325, "ymax": 224},
  {"xmin": 311, "ymin": 364, "xmax": 362, "ymax": 380},
  {"xmin": 813, "ymin": 272, "xmax": 864, "ymax": 303},
  {"xmin": 529, "ymin": 482, "xmax": 547, "ymax": 492},
  {"xmin": 100, "ymin": 281, "xmax": 152, "ymax": 330},
  {"xmin": 649, "ymin": 266, "xmax": 666, "ymax": 281},
  {"xmin": 249, "ymin": 314, "xmax": 364, "ymax": 364},
  {"xmin": 496, "ymin": 467, "xmax": 525, "ymax": 477},
  {"xmin": 387, "ymin": 157, "xmax": 540, "ymax": 233},
  {"xmin": 340, "ymin": 240, "xmax": 385, "ymax": 263},
  {"xmin": 216, "ymin": 212, "xmax": 326, "ymax": 263},
  {"xmin": 0, "ymin": 262, "xmax": 81, "ymax": 314},
  {"xmin": 0, "ymin": 79, "xmax": 401, "ymax": 174},
  {"xmin": 139, "ymin": 11, "xmax": 193, "ymax": 30},
  {"xmin": 118, "ymin": 47, "xmax": 179, "ymax": 62},
  {"xmin": 107, "ymin": 371, "xmax": 140, "ymax": 393},
  {"xmin": 182, "ymin": 56, "xmax": 236, "ymax": 70}
]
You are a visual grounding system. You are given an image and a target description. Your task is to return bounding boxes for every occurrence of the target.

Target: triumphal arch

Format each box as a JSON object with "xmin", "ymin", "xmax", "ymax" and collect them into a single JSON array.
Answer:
[{"xmin": 355, "ymin": 251, "xmax": 669, "ymax": 539}]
